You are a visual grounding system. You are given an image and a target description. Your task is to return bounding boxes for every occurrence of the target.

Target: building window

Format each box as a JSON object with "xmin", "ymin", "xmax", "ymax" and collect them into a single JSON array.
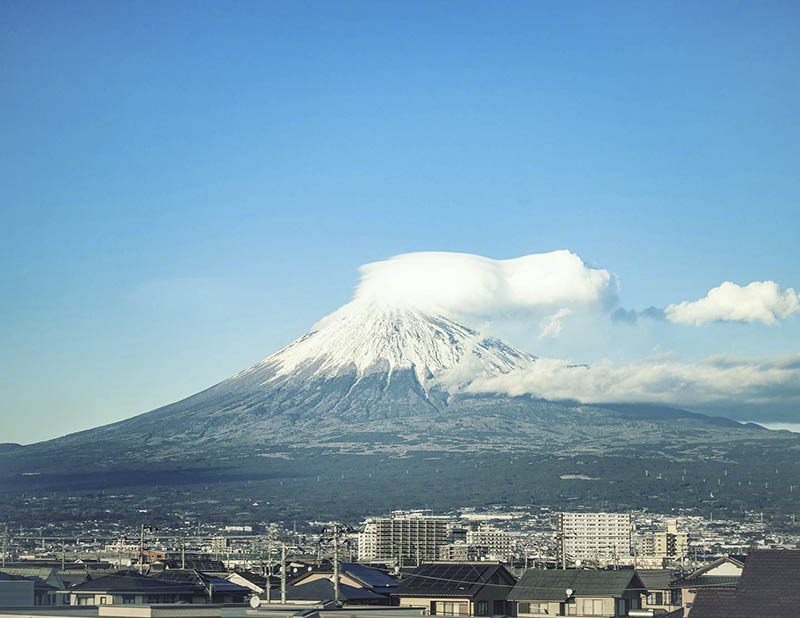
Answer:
[
  {"xmin": 99, "ymin": 597, "xmax": 107, "ymax": 605},
  {"xmin": 646, "ymin": 592, "xmax": 663, "ymax": 605},
  {"xmin": 526, "ymin": 602, "xmax": 548, "ymax": 614},
  {"xmin": 477, "ymin": 601, "xmax": 488, "ymax": 616},
  {"xmin": 518, "ymin": 603, "xmax": 531, "ymax": 614},
  {"xmin": 437, "ymin": 602, "xmax": 469, "ymax": 616},
  {"xmin": 122, "ymin": 595, "xmax": 136, "ymax": 604},
  {"xmin": 581, "ymin": 599, "xmax": 604, "ymax": 615}
]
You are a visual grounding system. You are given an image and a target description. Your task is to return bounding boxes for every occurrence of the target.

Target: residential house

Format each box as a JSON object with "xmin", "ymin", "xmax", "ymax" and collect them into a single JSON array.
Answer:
[
  {"xmin": 152, "ymin": 570, "xmax": 251, "ymax": 603},
  {"xmin": 0, "ymin": 573, "xmax": 35, "ymax": 607},
  {"xmin": 677, "ymin": 555, "xmax": 744, "ymax": 615},
  {"xmin": 509, "ymin": 569, "xmax": 645, "ymax": 617},
  {"xmin": 391, "ymin": 562, "xmax": 516, "ymax": 616},
  {"xmin": 224, "ymin": 571, "xmax": 268, "ymax": 595},
  {"xmin": 62, "ymin": 572, "xmax": 203, "ymax": 605},
  {"xmin": 283, "ymin": 579, "xmax": 388, "ymax": 605},
  {"xmin": 688, "ymin": 549, "xmax": 800, "ymax": 618},
  {"xmin": 289, "ymin": 562, "xmax": 398, "ymax": 598},
  {"xmin": 0, "ymin": 568, "xmax": 67, "ymax": 605},
  {"xmin": 636, "ymin": 569, "xmax": 682, "ymax": 614}
]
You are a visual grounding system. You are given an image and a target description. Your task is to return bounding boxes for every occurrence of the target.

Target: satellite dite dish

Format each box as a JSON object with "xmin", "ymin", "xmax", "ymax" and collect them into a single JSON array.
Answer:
[
  {"xmin": 249, "ymin": 595, "xmax": 262, "ymax": 609},
  {"xmin": 565, "ymin": 588, "xmax": 574, "ymax": 598}
]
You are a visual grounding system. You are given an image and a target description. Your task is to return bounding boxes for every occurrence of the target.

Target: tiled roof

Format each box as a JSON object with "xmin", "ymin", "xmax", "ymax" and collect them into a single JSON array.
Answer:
[
  {"xmin": 69, "ymin": 573, "xmax": 200, "ymax": 594},
  {"xmin": 679, "ymin": 574, "xmax": 740, "ymax": 589},
  {"xmin": 636, "ymin": 569, "xmax": 677, "ymax": 590},
  {"xmin": 152, "ymin": 569, "xmax": 250, "ymax": 593},
  {"xmin": 509, "ymin": 569, "xmax": 643, "ymax": 602},
  {"xmin": 286, "ymin": 579, "xmax": 387, "ymax": 602},
  {"xmin": 689, "ymin": 550, "xmax": 800, "ymax": 618}
]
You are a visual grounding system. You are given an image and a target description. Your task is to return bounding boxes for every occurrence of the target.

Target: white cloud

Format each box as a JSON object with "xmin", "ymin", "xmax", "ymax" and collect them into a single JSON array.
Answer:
[
  {"xmin": 354, "ymin": 251, "xmax": 617, "ymax": 323},
  {"xmin": 538, "ymin": 308, "xmax": 572, "ymax": 338},
  {"xmin": 665, "ymin": 281, "xmax": 800, "ymax": 326},
  {"xmin": 465, "ymin": 354, "xmax": 800, "ymax": 409}
]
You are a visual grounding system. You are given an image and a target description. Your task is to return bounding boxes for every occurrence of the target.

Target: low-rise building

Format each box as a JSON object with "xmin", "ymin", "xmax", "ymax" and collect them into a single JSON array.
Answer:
[
  {"xmin": 509, "ymin": 569, "xmax": 645, "ymax": 617},
  {"xmin": 636, "ymin": 569, "xmax": 682, "ymax": 614},
  {"xmin": 677, "ymin": 555, "xmax": 744, "ymax": 614},
  {"xmin": 61, "ymin": 573, "xmax": 203, "ymax": 605},
  {"xmin": 392, "ymin": 562, "xmax": 516, "ymax": 616},
  {"xmin": 689, "ymin": 549, "xmax": 800, "ymax": 618}
]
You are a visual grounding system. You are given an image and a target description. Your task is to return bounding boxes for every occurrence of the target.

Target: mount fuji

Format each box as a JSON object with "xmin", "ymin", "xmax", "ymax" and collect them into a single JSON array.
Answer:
[{"xmin": 2, "ymin": 297, "xmax": 798, "ymax": 524}]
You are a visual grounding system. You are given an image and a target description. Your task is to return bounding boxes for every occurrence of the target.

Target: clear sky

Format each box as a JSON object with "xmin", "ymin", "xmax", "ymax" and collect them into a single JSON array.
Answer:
[{"xmin": 2, "ymin": 0, "xmax": 798, "ymax": 443}]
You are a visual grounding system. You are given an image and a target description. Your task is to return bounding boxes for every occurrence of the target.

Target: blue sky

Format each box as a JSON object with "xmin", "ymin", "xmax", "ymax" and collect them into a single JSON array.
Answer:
[{"xmin": 2, "ymin": 0, "xmax": 799, "ymax": 443}]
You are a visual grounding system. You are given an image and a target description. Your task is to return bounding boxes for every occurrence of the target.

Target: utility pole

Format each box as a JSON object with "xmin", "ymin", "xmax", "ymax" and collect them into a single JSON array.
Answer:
[
  {"xmin": 2, "ymin": 524, "xmax": 7, "ymax": 568},
  {"xmin": 61, "ymin": 539, "xmax": 66, "ymax": 571},
  {"xmin": 139, "ymin": 524, "xmax": 145, "ymax": 574},
  {"xmin": 280, "ymin": 543, "xmax": 287, "ymax": 604},
  {"xmin": 181, "ymin": 537, "xmax": 186, "ymax": 570},
  {"xmin": 333, "ymin": 524, "xmax": 340, "ymax": 605},
  {"xmin": 266, "ymin": 536, "xmax": 272, "ymax": 603}
]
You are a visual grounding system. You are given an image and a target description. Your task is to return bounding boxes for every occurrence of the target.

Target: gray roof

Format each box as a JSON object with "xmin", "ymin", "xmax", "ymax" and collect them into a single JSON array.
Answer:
[
  {"xmin": 678, "ymin": 574, "xmax": 740, "ymax": 589},
  {"xmin": 635, "ymin": 569, "xmax": 677, "ymax": 590},
  {"xmin": 509, "ymin": 569, "xmax": 644, "ymax": 602},
  {"xmin": 286, "ymin": 579, "xmax": 387, "ymax": 602},
  {"xmin": 69, "ymin": 573, "xmax": 201, "ymax": 594},
  {"xmin": 690, "ymin": 549, "xmax": 800, "ymax": 618},
  {"xmin": 0, "ymin": 567, "xmax": 65, "ymax": 589},
  {"xmin": 393, "ymin": 564, "xmax": 515, "ymax": 599}
]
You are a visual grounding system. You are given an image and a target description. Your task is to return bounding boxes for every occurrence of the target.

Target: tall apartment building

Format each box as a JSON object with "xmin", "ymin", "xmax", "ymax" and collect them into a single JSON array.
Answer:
[
  {"xmin": 211, "ymin": 536, "xmax": 228, "ymax": 556},
  {"xmin": 556, "ymin": 512, "xmax": 631, "ymax": 566},
  {"xmin": 358, "ymin": 520, "xmax": 378, "ymax": 560},
  {"xmin": 641, "ymin": 520, "xmax": 688, "ymax": 560},
  {"xmin": 466, "ymin": 524, "xmax": 513, "ymax": 559},
  {"xmin": 359, "ymin": 511, "xmax": 448, "ymax": 562}
]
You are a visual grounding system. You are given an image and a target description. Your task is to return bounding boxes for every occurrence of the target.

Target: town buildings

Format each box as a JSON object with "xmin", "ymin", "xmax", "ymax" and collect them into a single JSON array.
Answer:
[
  {"xmin": 640, "ymin": 519, "xmax": 689, "ymax": 561},
  {"xmin": 510, "ymin": 569, "xmax": 646, "ymax": 618},
  {"xmin": 358, "ymin": 511, "xmax": 449, "ymax": 563},
  {"xmin": 556, "ymin": 512, "xmax": 631, "ymax": 567}
]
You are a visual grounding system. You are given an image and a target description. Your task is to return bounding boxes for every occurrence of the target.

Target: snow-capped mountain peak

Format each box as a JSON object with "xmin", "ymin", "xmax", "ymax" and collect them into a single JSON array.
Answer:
[{"xmin": 238, "ymin": 299, "xmax": 535, "ymax": 388}]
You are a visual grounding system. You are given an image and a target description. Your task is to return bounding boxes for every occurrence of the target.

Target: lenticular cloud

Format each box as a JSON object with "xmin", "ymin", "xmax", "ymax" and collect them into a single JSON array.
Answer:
[{"xmin": 354, "ymin": 250, "xmax": 617, "ymax": 320}]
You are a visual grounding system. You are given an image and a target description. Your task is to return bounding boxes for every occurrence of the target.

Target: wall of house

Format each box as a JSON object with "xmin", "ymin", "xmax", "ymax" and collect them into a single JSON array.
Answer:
[
  {"xmin": 705, "ymin": 563, "xmax": 742, "ymax": 576},
  {"xmin": 397, "ymin": 596, "xmax": 471, "ymax": 615},
  {"xmin": 470, "ymin": 582, "xmax": 513, "ymax": 616},
  {"xmin": 515, "ymin": 600, "xmax": 561, "ymax": 616},
  {"xmin": 516, "ymin": 594, "xmax": 641, "ymax": 617},
  {"xmin": 0, "ymin": 580, "xmax": 34, "ymax": 607},
  {"xmin": 640, "ymin": 588, "xmax": 681, "ymax": 613},
  {"xmin": 294, "ymin": 573, "xmax": 363, "ymax": 588}
]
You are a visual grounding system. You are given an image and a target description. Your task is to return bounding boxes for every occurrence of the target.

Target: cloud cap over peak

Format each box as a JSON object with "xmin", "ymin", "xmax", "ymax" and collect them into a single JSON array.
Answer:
[
  {"xmin": 665, "ymin": 280, "xmax": 800, "ymax": 326},
  {"xmin": 354, "ymin": 250, "xmax": 617, "ymax": 321}
]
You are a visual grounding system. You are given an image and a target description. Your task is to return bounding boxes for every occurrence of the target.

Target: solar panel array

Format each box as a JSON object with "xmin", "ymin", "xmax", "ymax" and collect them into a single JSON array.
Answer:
[{"xmin": 396, "ymin": 564, "xmax": 496, "ymax": 595}]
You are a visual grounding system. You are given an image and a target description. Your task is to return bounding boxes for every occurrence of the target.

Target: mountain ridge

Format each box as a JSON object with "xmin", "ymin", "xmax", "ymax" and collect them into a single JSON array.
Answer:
[{"xmin": 2, "ymin": 299, "xmax": 799, "ymax": 525}]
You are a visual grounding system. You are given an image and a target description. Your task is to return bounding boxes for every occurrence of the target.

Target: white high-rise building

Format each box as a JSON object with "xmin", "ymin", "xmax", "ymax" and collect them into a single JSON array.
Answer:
[
  {"xmin": 358, "ymin": 520, "xmax": 378, "ymax": 560},
  {"xmin": 556, "ymin": 512, "xmax": 631, "ymax": 566},
  {"xmin": 360, "ymin": 511, "xmax": 449, "ymax": 562}
]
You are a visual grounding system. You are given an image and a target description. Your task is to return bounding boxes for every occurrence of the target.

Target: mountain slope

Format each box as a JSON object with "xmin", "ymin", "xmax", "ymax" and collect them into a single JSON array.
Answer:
[{"xmin": 2, "ymin": 299, "xmax": 799, "ymax": 525}]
